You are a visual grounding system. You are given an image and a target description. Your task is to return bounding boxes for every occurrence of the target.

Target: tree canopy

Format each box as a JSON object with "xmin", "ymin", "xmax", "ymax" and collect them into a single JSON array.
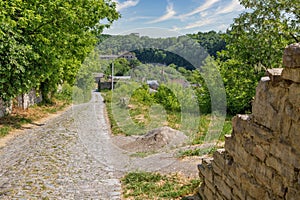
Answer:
[
  {"xmin": 0, "ymin": 0, "xmax": 119, "ymax": 102},
  {"xmin": 226, "ymin": 0, "xmax": 300, "ymax": 68}
]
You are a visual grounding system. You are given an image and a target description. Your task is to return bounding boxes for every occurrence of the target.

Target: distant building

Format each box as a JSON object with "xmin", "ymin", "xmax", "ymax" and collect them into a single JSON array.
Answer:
[
  {"xmin": 111, "ymin": 76, "xmax": 131, "ymax": 80},
  {"xmin": 119, "ymin": 52, "xmax": 136, "ymax": 60},
  {"xmin": 99, "ymin": 55, "xmax": 118, "ymax": 60},
  {"xmin": 100, "ymin": 52, "xmax": 136, "ymax": 60},
  {"xmin": 93, "ymin": 73, "xmax": 104, "ymax": 83},
  {"xmin": 130, "ymin": 33, "xmax": 140, "ymax": 37},
  {"xmin": 147, "ymin": 80, "xmax": 159, "ymax": 90}
]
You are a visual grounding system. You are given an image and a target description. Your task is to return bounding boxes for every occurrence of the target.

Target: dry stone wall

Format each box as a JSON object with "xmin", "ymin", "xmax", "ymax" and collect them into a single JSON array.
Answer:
[
  {"xmin": 0, "ymin": 99, "xmax": 12, "ymax": 118},
  {"xmin": 16, "ymin": 89, "xmax": 42, "ymax": 109},
  {"xmin": 0, "ymin": 89, "xmax": 42, "ymax": 117},
  {"xmin": 198, "ymin": 43, "xmax": 300, "ymax": 200}
]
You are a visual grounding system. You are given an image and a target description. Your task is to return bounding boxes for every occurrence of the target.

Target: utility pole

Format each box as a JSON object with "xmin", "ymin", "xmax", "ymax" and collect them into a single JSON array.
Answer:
[{"xmin": 111, "ymin": 62, "xmax": 114, "ymax": 91}]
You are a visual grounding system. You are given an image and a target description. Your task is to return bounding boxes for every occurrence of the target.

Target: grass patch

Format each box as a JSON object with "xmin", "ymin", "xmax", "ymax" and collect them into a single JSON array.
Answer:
[
  {"xmin": 190, "ymin": 115, "xmax": 232, "ymax": 145},
  {"xmin": 0, "ymin": 126, "xmax": 11, "ymax": 137},
  {"xmin": 178, "ymin": 146, "xmax": 217, "ymax": 158},
  {"xmin": 219, "ymin": 119, "xmax": 232, "ymax": 141},
  {"xmin": 0, "ymin": 98, "xmax": 70, "ymax": 138},
  {"xmin": 121, "ymin": 171, "xmax": 201, "ymax": 200},
  {"xmin": 129, "ymin": 151, "xmax": 157, "ymax": 158}
]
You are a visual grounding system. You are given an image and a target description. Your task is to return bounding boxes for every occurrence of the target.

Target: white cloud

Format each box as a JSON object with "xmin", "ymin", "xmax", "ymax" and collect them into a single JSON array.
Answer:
[
  {"xmin": 174, "ymin": 18, "xmax": 215, "ymax": 31},
  {"xmin": 217, "ymin": 0, "xmax": 244, "ymax": 14},
  {"xmin": 184, "ymin": 18, "xmax": 214, "ymax": 29},
  {"xmin": 216, "ymin": 24, "xmax": 229, "ymax": 31},
  {"xmin": 179, "ymin": 0, "xmax": 220, "ymax": 19},
  {"xmin": 148, "ymin": 2, "xmax": 176, "ymax": 24},
  {"xmin": 114, "ymin": 0, "xmax": 139, "ymax": 11}
]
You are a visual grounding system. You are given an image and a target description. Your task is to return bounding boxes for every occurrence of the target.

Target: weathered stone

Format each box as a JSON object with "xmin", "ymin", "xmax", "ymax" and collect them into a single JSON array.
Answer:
[
  {"xmin": 266, "ymin": 156, "xmax": 294, "ymax": 184},
  {"xmin": 282, "ymin": 68, "xmax": 300, "ymax": 83},
  {"xmin": 16, "ymin": 89, "xmax": 42, "ymax": 109},
  {"xmin": 240, "ymin": 174, "xmax": 266, "ymax": 199},
  {"xmin": 269, "ymin": 141, "xmax": 300, "ymax": 169},
  {"xmin": 252, "ymin": 144, "xmax": 266, "ymax": 161},
  {"xmin": 254, "ymin": 163, "xmax": 273, "ymax": 187},
  {"xmin": 244, "ymin": 121, "xmax": 274, "ymax": 145},
  {"xmin": 266, "ymin": 68, "xmax": 283, "ymax": 82},
  {"xmin": 198, "ymin": 161, "xmax": 213, "ymax": 183},
  {"xmin": 285, "ymin": 187, "xmax": 300, "ymax": 200},
  {"xmin": 198, "ymin": 44, "xmax": 300, "ymax": 200},
  {"xmin": 203, "ymin": 186, "xmax": 214, "ymax": 200},
  {"xmin": 270, "ymin": 174, "xmax": 285, "ymax": 197},
  {"xmin": 232, "ymin": 184, "xmax": 244, "ymax": 200},
  {"xmin": 204, "ymin": 178, "xmax": 215, "ymax": 193},
  {"xmin": 212, "ymin": 149, "xmax": 226, "ymax": 169},
  {"xmin": 212, "ymin": 160, "xmax": 222, "ymax": 176},
  {"xmin": 290, "ymin": 121, "xmax": 300, "ymax": 154},
  {"xmin": 288, "ymin": 83, "xmax": 300, "ymax": 108},
  {"xmin": 0, "ymin": 99, "xmax": 12, "ymax": 118},
  {"xmin": 214, "ymin": 175, "xmax": 232, "ymax": 200},
  {"xmin": 252, "ymin": 78, "xmax": 288, "ymax": 131},
  {"xmin": 283, "ymin": 43, "xmax": 300, "ymax": 68}
]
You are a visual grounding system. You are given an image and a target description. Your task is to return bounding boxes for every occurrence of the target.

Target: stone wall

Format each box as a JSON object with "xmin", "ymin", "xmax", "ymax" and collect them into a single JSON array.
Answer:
[
  {"xmin": 198, "ymin": 43, "xmax": 300, "ymax": 200},
  {"xmin": 0, "ymin": 89, "xmax": 42, "ymax": 117},
  {"xmin": 0, "ymin": 99, "xmax": 12, "ymax": 118},
  {"xmin": 16, "ymin": 89, "xmax": 42, "ymax": 109}
]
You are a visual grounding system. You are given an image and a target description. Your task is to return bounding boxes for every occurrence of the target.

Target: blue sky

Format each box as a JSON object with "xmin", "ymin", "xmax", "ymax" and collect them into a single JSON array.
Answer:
[{"xmin": 104, "ymin": 0, "xmax": 246, "ymax": 37}]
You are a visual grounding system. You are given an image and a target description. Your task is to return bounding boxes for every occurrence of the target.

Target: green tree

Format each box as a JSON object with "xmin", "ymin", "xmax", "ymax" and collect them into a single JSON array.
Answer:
[
  {"xmin": 188, "ymin": 31, "xmax": 226, "ymax": 57},
  {"xmin": 0, "ymin": 0, "xmax": 119, "ymax": 103},
  {"xmin": 226, "ymin": 0, "xmax": 299, "ymax": 68},
  {"xmin": 218, "ymin": 58, "xmax": 263, "ymax": 114}
]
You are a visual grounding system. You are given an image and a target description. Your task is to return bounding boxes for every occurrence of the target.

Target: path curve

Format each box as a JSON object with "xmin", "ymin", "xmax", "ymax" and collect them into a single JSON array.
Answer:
[{"xmin": 0, "ymin": 92, "xmax": 199, "ymax": 199}]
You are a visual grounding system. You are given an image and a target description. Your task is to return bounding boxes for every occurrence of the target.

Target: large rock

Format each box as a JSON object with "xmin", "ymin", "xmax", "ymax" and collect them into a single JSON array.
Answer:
[
  {"xmin": 283, "ymin": 43, "xmax": 300, "ymax": 68},
  {"xmin": 123, "ymin": 126, "xmax": 187, "ymax": 152}
]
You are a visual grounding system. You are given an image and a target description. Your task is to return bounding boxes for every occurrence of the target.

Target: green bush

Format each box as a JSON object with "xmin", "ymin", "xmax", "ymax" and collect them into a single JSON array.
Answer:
[
  {"xmin": 154, "ymin": 84, "xmax": 181, "ymax": 112},
  {"xmin": 55, "ymin": 83, "xmax": 73, "ymax": 102}
]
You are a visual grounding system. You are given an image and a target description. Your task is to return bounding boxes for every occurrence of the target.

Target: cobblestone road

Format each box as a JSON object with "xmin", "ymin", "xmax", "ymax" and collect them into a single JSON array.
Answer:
[{"xmin": 0, "ymin": 92, "xmax": 199, "ymax": 199}]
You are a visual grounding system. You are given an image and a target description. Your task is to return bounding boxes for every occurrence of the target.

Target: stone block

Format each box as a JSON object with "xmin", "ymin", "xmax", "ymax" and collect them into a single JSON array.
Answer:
[
  {"xmin": 290, "ymin": 121, "xmax": 300, "ymax": 154},
  {"xmin": 240, "ymin": 174, "xmax": 267, "ymax": 199},
  {"xmin": 266, "ymin": 68, "xmax": 283, "ymax": 82},
  {"xmin": 285, "ymin": 186, "xmax": 300, "ymax": 200},
  {"xmin": 232, "ymin": 115, "xmax": 250, "ymax": 135},
  {"xmin": 212, "ymin": 149, "xmax": 226, "ymax": 169},
  {"xmin": 252, "ymin": 77, "xmax": 289, "ymax": 131},
  {"xmin": 253, "ymin": 144, "xmax": 266, "ymax": 161},
  {"xmin": 212, "ymin": 161, "xmax": 223, "ymax": 176},
  {"xmin": 205, "ymin": 178, "xmax": 215, "ymax": 193},
  {"xmin": 223, "ymin": 175, "xmax": 235, "ymax": 188},
  {"xmin": 282, "ymin": 68, "xmax": 300, "ymax": 83},
  {"xmin": 283, "ymin": 43, "xmax": 300, "ymax": 68},
  {"xmin": 224, "ymin": 135, "xmax": 236, "ymax": 155},
  {"xmin": 270, "ymin": 141, "xmax": 300, "ymax": 168},
  {"xmin": 0, "ymin": 99, "xmax": 12, "ymax": 117},
  {"xmin": 227, "ymin": 164, "xmax": 239, "ymax": 185},
  {"xmin": 266, "ymin": 156, "xmax": 294, "ymax": 184},
  {"xmin": 288, "ymin": 83, "xmax": 300, "ymax": 108},
  {"xmin": 270, "ymin": 142, "xmax": 292, "ymax": 163},
  {"xmin": 232, "ymin": 184, "xmax": 245, "ymax": 200},
  {"xmin": 284, "ymin": 101, "xmax": 300, "ymax": 122},
  {"xmin": 214, "ymin": 175, "xmax": 232, "ymax": 200},
  {"xmin": 198, "ymin": 162, "xmax": 213, "ymax": 183},
  {"xmin": 270, "ymin": 174, "xmax": 285, "ymax": 197},
  {"xmin": 203, "ymin": 186, "xmax": 214, "ymax": 200},
  {"xmin": 215, "ymin": 192, "xmax": 225, "ymax": 200},
  {"xmin": 254, "ymin": 162, "xmax": 273, "ymax": 187},
  {"xmin": 244, "ymin": 121, "xmax": 274, "ymax": 145}
]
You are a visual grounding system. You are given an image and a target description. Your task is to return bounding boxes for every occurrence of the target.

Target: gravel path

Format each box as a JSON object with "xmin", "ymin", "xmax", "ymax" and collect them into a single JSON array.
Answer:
[{"xmin": 0, "ymin": 92, "xmax": 199, "ymax": 199}]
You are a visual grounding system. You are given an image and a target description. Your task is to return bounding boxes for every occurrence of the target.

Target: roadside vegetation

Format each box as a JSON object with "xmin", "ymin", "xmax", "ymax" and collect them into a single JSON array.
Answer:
[
  {"xmin": 1, "ymin": 0, "xmax": 299, "ymax": 198},
  {"xmin": 0, "ymin": 85, "xmax": 72, "ymax": 138},
  {"xmin": 121, "ymin": 171, "xmax": 201, "ymax": 200}
]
